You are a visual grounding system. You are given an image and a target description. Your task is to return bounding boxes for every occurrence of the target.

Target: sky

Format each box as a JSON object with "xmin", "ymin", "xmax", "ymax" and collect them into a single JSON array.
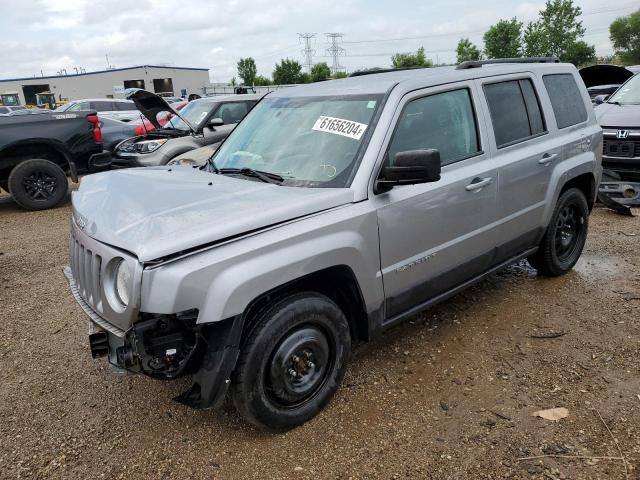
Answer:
[{"xmin": 0, "ymin": 0, "xmax": 636, "ymax": 83}]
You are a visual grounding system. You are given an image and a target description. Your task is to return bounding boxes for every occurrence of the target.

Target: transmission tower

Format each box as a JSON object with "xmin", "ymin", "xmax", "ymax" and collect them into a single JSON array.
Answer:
[
  {"xmin": 298, "ymin": 33, "xmax": 316, "ymax": 73},
  {"xmin": 325, "ymin": 33, "xmax": 345, "ymax": 75}
]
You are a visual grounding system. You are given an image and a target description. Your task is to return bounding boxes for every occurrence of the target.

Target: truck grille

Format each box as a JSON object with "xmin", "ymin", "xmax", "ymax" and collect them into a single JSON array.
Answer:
[
  {"xmin": 602, "ymin": 139, "xmax": 640, "ymax": 158},
  {"xmin": 69, "ymin": 237, "xmax": 103, "ymax": 312}
]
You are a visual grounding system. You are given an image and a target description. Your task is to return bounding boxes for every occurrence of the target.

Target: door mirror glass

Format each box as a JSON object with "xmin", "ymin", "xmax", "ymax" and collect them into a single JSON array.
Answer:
[
  {"xmin": 379, "ymin": 149, "xmax": 441, "ymax": 188},
  {"xmin": 593, "ymin": 94, "xmax": 607, "ymax": 105},
  {"xmin": 208, "ymin": 117, "xmax": 224, "ymax": 129}
]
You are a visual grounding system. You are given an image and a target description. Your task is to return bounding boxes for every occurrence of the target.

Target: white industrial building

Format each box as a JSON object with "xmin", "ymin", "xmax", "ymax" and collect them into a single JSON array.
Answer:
[{"xmin": 0, "ymin": 65, "xmax": 210, "ymax": 106}]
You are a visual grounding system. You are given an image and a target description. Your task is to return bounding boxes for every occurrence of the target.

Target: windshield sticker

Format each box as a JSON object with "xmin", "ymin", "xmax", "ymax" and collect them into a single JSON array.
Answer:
[
  {"xmin": 312, "ymin": 116, "xmax": 368, "ymax": 140},
  {"xmin": 367, "ymin": 100, "xmax": 376, "ymax": 109}
]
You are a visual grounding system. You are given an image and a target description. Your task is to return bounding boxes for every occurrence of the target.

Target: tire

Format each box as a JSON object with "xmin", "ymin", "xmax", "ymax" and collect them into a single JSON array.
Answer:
[
  {"xmin": 0, "ymin": 179, "xmax": 8, "ymax": 193},
  {"xmin": 8, "ymin": 159, "xmax": 68, "ymax": 210},
  {"xmin": 231, "ymin": 292, "xmax": 351, "ymax": 430},
  {"xmin": 528, "ymin": 188, "xmax": 589, "ymax": 276}
]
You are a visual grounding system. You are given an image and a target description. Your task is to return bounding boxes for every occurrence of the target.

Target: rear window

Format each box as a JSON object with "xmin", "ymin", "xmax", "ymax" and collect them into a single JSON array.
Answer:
[
  {"xmin": 542, "ymin": 74, "xmax": 587, "ymax": 129},
  {"xmin": 483, "ymin": 78, "xmax": 546, "ymax": 147}
]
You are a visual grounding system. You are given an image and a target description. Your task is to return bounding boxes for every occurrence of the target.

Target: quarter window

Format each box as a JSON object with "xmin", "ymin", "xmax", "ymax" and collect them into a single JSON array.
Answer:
[
  {"xmin": 483, "ymin": 79, "xmax": 546, "ymax": 148},
  {"xmin": 387, "ymin": 88, "xmax": 480, "ymax": 167},
  {"xmin": 543, "ymin": 74, "xmax": 587, "ymax": 129}
]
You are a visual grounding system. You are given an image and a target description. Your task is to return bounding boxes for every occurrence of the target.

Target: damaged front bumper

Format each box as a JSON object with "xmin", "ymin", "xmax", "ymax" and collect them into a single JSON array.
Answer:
[{"xmin": 63, "ymin": 265, "xmax": 243, "ymax": 409}]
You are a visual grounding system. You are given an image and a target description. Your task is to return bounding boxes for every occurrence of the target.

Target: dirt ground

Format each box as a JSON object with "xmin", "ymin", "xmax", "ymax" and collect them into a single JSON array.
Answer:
[{"xmin": 0, "ymin": 188, "xmax": 639, "ymax": 480}]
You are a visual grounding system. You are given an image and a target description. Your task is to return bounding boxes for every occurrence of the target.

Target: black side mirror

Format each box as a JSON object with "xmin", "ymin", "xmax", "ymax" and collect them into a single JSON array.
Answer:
[
  {"xmin": 377, "ymin": 149, "xmax": 441, "ymax": 192},
  {"xmin": 208, "ymin": 117, "xmax": 224, "ymax": 129},
  {"xmin": 593, "ymin": 95, "xmax": 607, "ymax": 105}
]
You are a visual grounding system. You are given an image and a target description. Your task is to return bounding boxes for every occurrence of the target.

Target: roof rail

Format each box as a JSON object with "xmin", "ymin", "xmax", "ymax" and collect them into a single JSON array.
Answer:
[
  {"xmin": 456, "ymin": 57, "xmax": 560, "ymax": 70},
  {"xmin": 348, "ymin": 66, "xmax": 432, "ymax": 77}
]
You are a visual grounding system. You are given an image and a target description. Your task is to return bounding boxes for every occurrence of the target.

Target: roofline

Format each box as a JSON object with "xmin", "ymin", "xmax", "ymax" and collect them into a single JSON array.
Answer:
[{"xmin": 0, "ymin": 65, "xmax": 209, "ymax": 83}]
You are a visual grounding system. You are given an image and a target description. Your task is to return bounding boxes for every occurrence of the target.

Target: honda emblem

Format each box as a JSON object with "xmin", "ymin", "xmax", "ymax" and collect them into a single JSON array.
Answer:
[{"xmin": 616, "ymin": 130, "xmax": 629, "ymax": 139}]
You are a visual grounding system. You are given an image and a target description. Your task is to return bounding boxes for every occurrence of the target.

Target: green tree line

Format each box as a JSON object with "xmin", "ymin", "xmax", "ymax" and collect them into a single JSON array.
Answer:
[{"xmin": 233, "ymin": 2, "xmax": 639, "ymax": 85}]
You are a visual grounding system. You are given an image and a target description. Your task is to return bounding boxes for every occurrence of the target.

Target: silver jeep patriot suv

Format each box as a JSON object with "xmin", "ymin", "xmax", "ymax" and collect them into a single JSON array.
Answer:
[{"xmin": 64, "ymin": 58, "xmax": 602, "ymax": 430}]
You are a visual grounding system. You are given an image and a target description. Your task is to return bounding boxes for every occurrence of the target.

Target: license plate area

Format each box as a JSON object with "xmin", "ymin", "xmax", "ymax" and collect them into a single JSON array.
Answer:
[{"xmin": 89, "ymin": 331, "xmax": 109, "ymax": 358}]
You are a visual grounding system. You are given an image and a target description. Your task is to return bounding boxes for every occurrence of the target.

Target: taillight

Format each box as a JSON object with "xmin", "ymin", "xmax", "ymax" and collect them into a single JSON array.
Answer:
[{"xmin": 87, "ymin": 114, "xmax": 102, "ymax": 144}]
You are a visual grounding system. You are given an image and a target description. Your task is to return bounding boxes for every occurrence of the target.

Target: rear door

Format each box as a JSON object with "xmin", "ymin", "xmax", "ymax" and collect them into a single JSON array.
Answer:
[
  {"xmin": 476, "ymin": 74, "xmax": 561, "ymax": 262},
  {"xmin": 373, "ymin": 82, "xmax": 500, "ymax": 321}
]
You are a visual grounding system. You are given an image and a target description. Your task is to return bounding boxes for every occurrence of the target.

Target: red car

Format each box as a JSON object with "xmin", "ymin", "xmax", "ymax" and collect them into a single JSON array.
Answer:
[{"xmin": 132, "ymin": 100, "xmax": 188, "ymax": 135}]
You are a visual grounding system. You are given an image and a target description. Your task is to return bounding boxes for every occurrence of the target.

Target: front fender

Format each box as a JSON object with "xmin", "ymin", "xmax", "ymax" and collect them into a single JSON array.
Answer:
[{"xmin": 140, "ymin": 203, "xmax": 383, "ymax": 324}]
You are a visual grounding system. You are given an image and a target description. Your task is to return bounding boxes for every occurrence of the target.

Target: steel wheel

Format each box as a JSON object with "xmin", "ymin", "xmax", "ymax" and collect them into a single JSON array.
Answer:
[
  {"xmin": 554, "ymin": 204, "xmax": 584, "ymax": 262},
  {"xmin": 267, "ymin": 325, "xmax": 332, "ymax": 407}
]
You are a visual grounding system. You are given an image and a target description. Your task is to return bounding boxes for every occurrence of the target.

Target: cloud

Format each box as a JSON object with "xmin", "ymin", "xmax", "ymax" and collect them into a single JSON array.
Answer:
[{"xmin": 0, "ymin": 0, "xmax": 622, "ymax": 82}]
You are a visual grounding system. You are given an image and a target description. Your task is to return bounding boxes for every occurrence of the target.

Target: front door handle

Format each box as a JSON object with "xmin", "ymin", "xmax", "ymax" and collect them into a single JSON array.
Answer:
[
  {"xmin": 538, "ymin": 153, "xmax": 558, "ymax": 165},
  {"xmin": 465, "ymin": 177, "xmax": 493, "ymax": 191}
]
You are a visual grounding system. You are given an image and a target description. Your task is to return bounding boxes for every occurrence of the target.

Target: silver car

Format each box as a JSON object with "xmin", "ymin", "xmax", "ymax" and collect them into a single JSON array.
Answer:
[
  {"xmin": 111, "ymin": 91, "xmax": 261, "ymax": 167},
  {"xmin": 65, "ymin": 58, "xmax": 601, "ymax": 430},
  {"xmin": 56, "ymin": 98, "xmax": 140, "ymax": 122}
]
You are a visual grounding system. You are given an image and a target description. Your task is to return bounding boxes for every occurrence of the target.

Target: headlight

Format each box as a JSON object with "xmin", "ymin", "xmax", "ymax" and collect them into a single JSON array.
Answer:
[
  {"xmin": 167, "ymin": 157, "xmax": 196, "ymax": 166},
  {"xmin": 135, "ymin": 138, "xmax": 168, "ymax": 153},
  {"xmin": 114, "ymin": 260, "xmax": 131, "ymax": 306}
]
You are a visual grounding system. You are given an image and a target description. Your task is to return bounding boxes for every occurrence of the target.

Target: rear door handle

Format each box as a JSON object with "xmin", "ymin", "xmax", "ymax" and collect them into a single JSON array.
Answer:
[
  {"xmin": 465, "ymin": 177, "xmax": 493, "ymax": 191},
  {"xmin": 538, "ymin": 153, "xmax": 558, "ymax": 165}
]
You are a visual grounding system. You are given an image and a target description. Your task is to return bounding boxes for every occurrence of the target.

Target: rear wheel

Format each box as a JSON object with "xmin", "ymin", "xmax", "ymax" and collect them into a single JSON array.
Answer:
[
  {"xmin": 528, "ymin": 188, "xmax": 589, "ymax": 276},
  {"xmin": 0, "ymin": 179, "xmax": 8, "ymax": 193},
  {"xmin": 231, "ymin": 292, "xmax": 351, "ymax": 430},
  {"xmin": 8, "ymin": 159, "xmax": 68, "ymax": 210}
]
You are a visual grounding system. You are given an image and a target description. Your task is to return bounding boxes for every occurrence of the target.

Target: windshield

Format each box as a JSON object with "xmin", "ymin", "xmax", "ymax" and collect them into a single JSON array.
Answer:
[
  {"xmin": 210, "ymin": 94, "xmax": 382, "ymax": 187},
  {"xmin": 164, "ymin": 100, "xmax": 216, "ymax": 130},
  {"xmin": 609, "ymin": 74, "xmax": 640, "ymax": 105}
]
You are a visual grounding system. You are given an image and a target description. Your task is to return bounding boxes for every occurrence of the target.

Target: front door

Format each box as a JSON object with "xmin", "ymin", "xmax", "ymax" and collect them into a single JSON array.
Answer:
[{"xmin": 373, "ymin": 83, "xmax": 500, "ymax": 321}]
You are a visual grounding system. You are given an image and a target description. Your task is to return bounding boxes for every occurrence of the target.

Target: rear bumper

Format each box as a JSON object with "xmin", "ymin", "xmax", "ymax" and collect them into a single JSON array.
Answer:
[{"xmin": 88, "ymin": 151, "xmax": 113, "ymax": 171}]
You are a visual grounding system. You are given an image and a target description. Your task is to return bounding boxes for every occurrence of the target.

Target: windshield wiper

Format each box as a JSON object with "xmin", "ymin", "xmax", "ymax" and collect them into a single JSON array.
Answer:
[{"xmin": 219, "ymin": 167, "xmax": 284, "ymax": 185}]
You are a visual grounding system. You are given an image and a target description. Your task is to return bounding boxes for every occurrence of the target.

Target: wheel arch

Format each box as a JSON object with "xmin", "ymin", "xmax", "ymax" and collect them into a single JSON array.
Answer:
[
  {"xmin": 559, "ymin": 172, "xmax": 596, "ymax": 211},
  {"xmin": 0, "ymin": 141, "xmax": 74, "ymax": 181},
  {"xmin": 240, "ymin": 265, "xmax": 370, "ymax": 345}
]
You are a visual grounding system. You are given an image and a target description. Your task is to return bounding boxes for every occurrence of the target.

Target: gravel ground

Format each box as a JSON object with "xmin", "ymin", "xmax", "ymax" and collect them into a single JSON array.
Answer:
[{"xmin": 0, "ymin": 188, "xmax": 639, "ymax": 480}]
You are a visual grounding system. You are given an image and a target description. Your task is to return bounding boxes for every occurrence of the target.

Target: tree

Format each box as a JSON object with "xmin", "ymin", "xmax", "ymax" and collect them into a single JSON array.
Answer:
[
  {"xmin": 333, "ymin": 71, "xmax": 348, "ymax": 79},
  {"xmin": 237, "ymin": 57, "xmax": 257, "ymax": 86},
  {"xmin": 300, "ymin": 72, "xmax": 312, "ymax": 84},
  {"xmin": 310, "ymin": 62, "xmax": 331, "ymax": 82},
  {"xmin": 483, "ymin": 18, "xmax": 522, "ymax": 58},
  {"xmin": 391, "ymin": 47, "xmax": 432, "ymax": 68},
  {"xmin": 456, "ymin": 38, "xmax": 482, "ymax": 63},
  {"xmin": 523, "ymin": 0, "xmax": 595, "ymax": 64},
  {"xmin": 272, "ymin": 59, "xmax": 303, "ymax": 85},
  {"xmin": 609, "ymin": 9, "xmax": 640, "ymax": 65},
  {"xmin": 254, "ymin": 75, "xmax": 272, "ymax": 86},
  {"xmin": 564, "ymin": 40, "xmax": 596, "ymax": 66}
]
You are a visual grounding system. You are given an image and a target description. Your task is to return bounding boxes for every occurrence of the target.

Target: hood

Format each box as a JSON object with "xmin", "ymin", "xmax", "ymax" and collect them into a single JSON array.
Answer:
[
  {"xmin": 125, "ymin": 89, "xmax": 195, "ymax": 133},
  {"xmin": 579, "ymin": 64, "xmax": 637, "ymax": 88},
  {"xmin": 72, "ymin": 167, "xmax": 354, "ymax": 262},
  {"xmin": 594, "ymin": 102, "xmax": 640, "ymax": 128}
]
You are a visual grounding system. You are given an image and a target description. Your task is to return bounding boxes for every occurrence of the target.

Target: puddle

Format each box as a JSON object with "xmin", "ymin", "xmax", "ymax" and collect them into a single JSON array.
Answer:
[{"xmin": 573, "ymin": 254, "xmax": 625, "ymax": 277}]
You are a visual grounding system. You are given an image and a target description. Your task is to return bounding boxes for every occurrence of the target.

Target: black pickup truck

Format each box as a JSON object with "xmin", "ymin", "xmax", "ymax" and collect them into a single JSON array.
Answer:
[{"xmin": 0, "ymin": 111, "xmax": 111, "ymax": 210}]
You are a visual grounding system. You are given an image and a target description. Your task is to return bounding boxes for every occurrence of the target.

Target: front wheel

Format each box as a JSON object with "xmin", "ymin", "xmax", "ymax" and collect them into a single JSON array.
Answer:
[
  {"xmin": 231, "ymin": 292, "xmax": 351, "ymax": 430},
  {"xmin": 528, "ymin": 188, "xmax": 589, "ymax": 276},
  {"xmin": 8, "ymin": 159, "xmax": 68, "ymax": 210}
]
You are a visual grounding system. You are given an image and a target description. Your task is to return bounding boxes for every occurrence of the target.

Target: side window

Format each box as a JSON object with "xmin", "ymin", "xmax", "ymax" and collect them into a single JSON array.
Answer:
[
  {"xmin": 90, "ymin": 101, "xmax": 114, "ymax": 112},
  {"xmin": 116, "ymin": 101, "xmax": 136, "ymax": 111},
  {"xmin": 216, "ymin": 102, "xmax": 249, "ymax": 125},
  {"xmin": 483, "ymin": 78, "xmax": 546, "ymax": 147},
  {"xmin": 543, "ymin": 74, "xmax": 587, "ymax": 129},
  {"xmin": 387, "ymin": 88, "xmax": 480, "ymax": 167}
]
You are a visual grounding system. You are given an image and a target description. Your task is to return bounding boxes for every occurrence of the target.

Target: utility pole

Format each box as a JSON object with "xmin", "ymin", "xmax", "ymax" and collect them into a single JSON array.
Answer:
[
  {"xmin": 325, "ymin": 33, "xmax": 345, "ymax": 75},
  {"xmin": 298, "ymin": 33, "xmax": 316, "ymax": 73}
]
